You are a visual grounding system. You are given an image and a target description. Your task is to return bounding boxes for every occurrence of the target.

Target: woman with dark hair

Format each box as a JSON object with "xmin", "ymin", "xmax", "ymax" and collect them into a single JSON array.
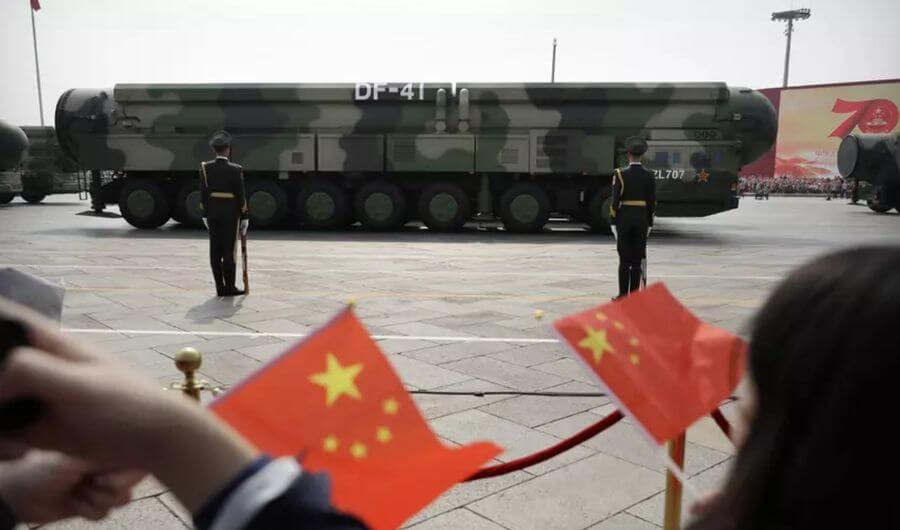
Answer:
[{"xmin": 689, "ymin": 246, "xmax": 900, "ymax": 530}]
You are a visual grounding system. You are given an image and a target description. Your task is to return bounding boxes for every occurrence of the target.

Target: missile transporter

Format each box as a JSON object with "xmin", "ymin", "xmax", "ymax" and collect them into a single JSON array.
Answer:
[
  {"xmin": 0, "ymin": 126, "xmax": 81, "ymax": 205},
  {"xmin": 55, "ymin": 82, "xmax": 777, "ymax": 232},
  {"xmin": 838, "ymin": 133, "xmax": 900, "ymax": 213}
]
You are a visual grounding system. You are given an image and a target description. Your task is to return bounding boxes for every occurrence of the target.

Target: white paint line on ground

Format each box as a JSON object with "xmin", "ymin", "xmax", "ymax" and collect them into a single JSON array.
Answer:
[
  {"xmin": 3, "ymin": 263, "xmax": 781, "ymax": 281},
  {"xmin": 63, "ymin": 327, "xmax": 559, "ymax": 344}
]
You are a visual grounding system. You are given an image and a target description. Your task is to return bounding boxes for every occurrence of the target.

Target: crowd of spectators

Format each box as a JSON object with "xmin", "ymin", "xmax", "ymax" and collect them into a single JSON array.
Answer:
[{"xmin": 739, "ymin": 175, "xmax": 850, "ymax": 197}]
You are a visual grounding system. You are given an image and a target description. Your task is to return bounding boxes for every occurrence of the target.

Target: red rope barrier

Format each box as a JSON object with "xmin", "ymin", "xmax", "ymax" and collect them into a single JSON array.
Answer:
[
  {"xmin": 466, "ymin": 410, "xmax": 624, "ymax": 481},
  {"xmin": 710, "ymin": 407, "xmax": 732, "ymax": 440}
]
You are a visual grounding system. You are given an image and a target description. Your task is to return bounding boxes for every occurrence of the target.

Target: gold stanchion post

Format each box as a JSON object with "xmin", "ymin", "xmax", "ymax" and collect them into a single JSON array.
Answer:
[
  {"xmin": 169, "ymin": 347, "xmax": 221, "ymax": 402},
  {"xmin": 663, "ymin": 432, "xmax": 687, "ymax": 530}
]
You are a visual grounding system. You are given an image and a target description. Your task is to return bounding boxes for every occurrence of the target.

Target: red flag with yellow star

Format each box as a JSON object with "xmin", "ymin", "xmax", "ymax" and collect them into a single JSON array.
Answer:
[
  {"xmin": 554, "ymin": 283, "xmax": 746, "ymax": 445},
  {"xmin": 211, "ymin": 308, "xmax": 501, "ymax": 529}
]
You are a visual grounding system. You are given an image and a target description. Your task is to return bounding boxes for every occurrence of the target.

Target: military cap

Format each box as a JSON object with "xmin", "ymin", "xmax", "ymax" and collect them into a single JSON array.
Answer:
[
  {"xmin": 209, "ymin": 130, "xmax": 232, "ymax": 149},
  {"xmin": 625, "ymin": 136, "xmax": 648, "ymax": 156}
]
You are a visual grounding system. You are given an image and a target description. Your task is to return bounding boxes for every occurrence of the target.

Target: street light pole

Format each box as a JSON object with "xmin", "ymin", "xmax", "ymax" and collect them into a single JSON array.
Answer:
[
  {"xmin": 30, "ymin": 5, "xmax": 45, "ymax": 126},
  {"xmin": 551, "ymin": 38, "xmax": 558, "ymax": 83},
  {"xmin": 771, "ymin": 9, "xmax": 811, "ymax": 88}
]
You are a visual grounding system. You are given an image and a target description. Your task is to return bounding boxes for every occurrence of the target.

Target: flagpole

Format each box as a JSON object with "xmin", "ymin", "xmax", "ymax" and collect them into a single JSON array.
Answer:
[
  {"xmin": 30, "ymin": 4, "xmax": 45, "ymax": 126},
  {"xmin": 663, "ymin": 432, "xmax": 687, "ymax": 530}
]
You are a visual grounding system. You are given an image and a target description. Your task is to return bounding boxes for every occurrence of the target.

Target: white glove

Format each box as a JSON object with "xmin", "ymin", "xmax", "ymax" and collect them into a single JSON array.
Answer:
[
  {"xmin": 647, "ymin": 226, "xmax": 652, "ymax": 237},
  {"xmin": 240, "ymin": 219, "xmax": 249, "ymax": 236},
  {"xmin": 201, "ymin": 217, "xmax": 208, "ymax": 230},
  {"xmin": 610, "ymin": 225, "xmax": 618, "ymax": 240}
]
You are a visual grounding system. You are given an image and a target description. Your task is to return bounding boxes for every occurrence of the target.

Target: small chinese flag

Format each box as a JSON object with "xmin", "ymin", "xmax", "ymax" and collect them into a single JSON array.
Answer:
[
  {"xmin": 212, "ymin": 308, "xmax": 501, "ymax": 530},
  {"xmin": 554, "ymin": 283, "xmax": 746, "ymax": 445},
  {"xmin": 30, "ymin": 0, "xmax": 41, "ymax": 11}
]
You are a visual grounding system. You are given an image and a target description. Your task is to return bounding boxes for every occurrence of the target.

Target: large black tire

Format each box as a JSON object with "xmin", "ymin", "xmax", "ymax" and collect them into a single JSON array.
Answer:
[
  {"xmin": 21, "ymin": 193, "xmax": 46, "ymax": 204},
  {"xmin": 585, "ymin": 187, "xmax": 614, "ymax": 235},
  {"xmin": 246, "ymin": 180, "xmax": 289, "ymax": 228},
  {"xmin": 119, "ymin": 179, "xmax": 171, "ymax": 229},
  {"xmin": 295, "ymin": 179, "xmax": 352, "ymax": 229},
  {"xmin": 173, "ymin": 180, "xmax": 204, "ymax": 227},
  {"xmin": 867, "ymin": 201, "xmax": 892, "ymax": 214},
  {"xmin": 0, "ymin": 193, "xmax": 14, "ymax": 204},
  {"xmin": 498, "ymin": 182, "xmax": 551, "ymax": 233},
  {"xmin": 355, "ymin": 181, "xmax": 407, "ymax": 231},
  {"xmin": 418, "ymin": 182, "xmax": 471, "ymax": 232}
]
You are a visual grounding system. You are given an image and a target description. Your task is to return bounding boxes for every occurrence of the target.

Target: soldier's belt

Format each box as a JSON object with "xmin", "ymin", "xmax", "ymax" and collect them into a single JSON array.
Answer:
[
  {"xmin": 210, "ymin": 192, "xmax": 235, "ymax": 199},
  {"xmin": 621, "ymin": 200, "xmax": 647, "ymax": 206}
]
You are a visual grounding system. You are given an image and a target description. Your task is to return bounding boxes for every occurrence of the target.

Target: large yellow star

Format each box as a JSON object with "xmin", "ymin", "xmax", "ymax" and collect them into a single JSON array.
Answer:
[
  {"xmin": 309, "ymin": 353, "xmax": 363, "ymax": 407},
  {"xmin": 579, "ymin": 326, "xmax": 616, "ymax": 364}
]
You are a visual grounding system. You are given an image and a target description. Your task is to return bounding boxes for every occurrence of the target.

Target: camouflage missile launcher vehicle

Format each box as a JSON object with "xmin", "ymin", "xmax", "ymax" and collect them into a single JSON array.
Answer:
[
  {"xmin": 838, "ymin": 133, "xmax": 900, "ymax": 213},
  {"xmin": 0, "ymin": 126, "xmax": 82, "ymax": 204},
  {"xmin": 0, "ymin": 120, "xmax": 28, "ymax": 172},
  {"xmin": 55, "ymin": 82, "xmax": 777, "ymax": 232}
]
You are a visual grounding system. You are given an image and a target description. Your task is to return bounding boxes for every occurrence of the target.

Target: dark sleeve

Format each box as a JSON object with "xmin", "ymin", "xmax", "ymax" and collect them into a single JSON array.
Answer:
[
  {"xmin": 610, "ymin": 170, "xmax": 622, "ymax": 224},
  {"xmin": 199, "ymin": 163, "xmax": 209, "ymax": 218},
  {"xmin": 235, "ymin": 167, "xmax": 248, "ymax": 220},
  {"xmin": 194, "ymin": 456, "xmax": 367, "ymax": 530},
  {"xmin": 0, "ymin": 498, "xmax": 16, "ymax": 530},
  {"xmin": 647, "ymin": 170, "xmax": 656, "ymax": 226}
]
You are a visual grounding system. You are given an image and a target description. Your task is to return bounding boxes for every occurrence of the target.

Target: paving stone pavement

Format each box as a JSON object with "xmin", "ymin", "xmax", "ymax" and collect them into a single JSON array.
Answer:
[{"xmin": 3, "ymin": 196, "xmax": 899, "ymax": 529}]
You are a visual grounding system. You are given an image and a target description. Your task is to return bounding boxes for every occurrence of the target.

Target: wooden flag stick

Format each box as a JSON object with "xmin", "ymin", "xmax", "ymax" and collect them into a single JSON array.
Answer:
[{"xmin": 663, "ymin": 432, "xmax": 688, "ymax": 530}]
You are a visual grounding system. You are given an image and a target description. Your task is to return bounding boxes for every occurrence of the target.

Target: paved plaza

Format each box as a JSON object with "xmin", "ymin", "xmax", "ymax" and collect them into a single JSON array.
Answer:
[{"xmin": 2, "ymin": 195, "xmax": 899, "ymax": 529}]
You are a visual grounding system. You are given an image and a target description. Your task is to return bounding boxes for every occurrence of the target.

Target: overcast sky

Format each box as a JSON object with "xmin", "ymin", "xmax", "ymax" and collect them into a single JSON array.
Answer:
[{"xmin": 1, "ymin": 0, "xmax": 898, "ymax": 126}]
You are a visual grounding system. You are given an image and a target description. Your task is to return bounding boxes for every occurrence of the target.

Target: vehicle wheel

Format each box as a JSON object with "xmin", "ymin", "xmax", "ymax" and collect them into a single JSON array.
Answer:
[
  {"xmin": 295, "ymin": 178, "xmax": 351, "ymax": 229},
  {"xmin": 119, "ymin": 179, "xmax": 171, "ymax": 228},
  {"xmin": 418, "ymin": 182, "xmax": 471, "ymax": 232},
  {"xmin": 498, "ymin": 182, "xmax": 551, "ymax": 233},
  {"xmin": 354, "ymin": 181, "xmax": 407, "ymax": 231},
  {"xmin": 0, "ymin": 193, "xmax": 14, "ymax": 204},
  {"xmin": 867, "ymin": 200, "xmax": 891, "ymax": 214},
  {"xmin": 173, "ymin": 180, "xmax": 204, "ymax": 227},
  {"xmin": 584, "ymin": 187, "xmax": 614, "ymax": 235},
  {"xmin": 21, "ymin": 193, "xmax": 46, "ymax": 204},
  {"xmin": 246, "ymin": 180, "xmax": 289, "ymax": 228}
]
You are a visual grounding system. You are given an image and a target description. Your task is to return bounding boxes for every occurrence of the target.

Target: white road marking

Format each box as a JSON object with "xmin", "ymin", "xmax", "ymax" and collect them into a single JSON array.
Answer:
[
  {"xmin": 63, "ymin": 327, "xmax": 559, "ymax": 344},
  {"xmin": 2, "ymin": 263, "xmax": 781, "ymax": 281}
]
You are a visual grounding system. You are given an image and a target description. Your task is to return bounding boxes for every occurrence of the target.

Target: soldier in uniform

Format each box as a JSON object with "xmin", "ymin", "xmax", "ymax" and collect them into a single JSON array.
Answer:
[
  {"xmin": 610, "ymin": 136, "xmax": 656, "ymax": 300},
  {"xmin": 200, "ymin": 131, "xmax": 249, "ymax": 297}
]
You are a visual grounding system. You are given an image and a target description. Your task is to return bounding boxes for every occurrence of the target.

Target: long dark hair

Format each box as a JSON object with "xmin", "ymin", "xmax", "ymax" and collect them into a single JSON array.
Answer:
[{"xmin": 690, "ymin": 246, "xmax": 900, "ymax": 530}]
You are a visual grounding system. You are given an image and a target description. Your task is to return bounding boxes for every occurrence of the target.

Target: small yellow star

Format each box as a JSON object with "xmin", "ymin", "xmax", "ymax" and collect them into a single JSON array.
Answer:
[
  {"xmin": 309, "ymin": 353, "xmax": 363, "ymax": 407},
  {"xmin": 323, "ymin": 435, "xmax": 339, "ymax": 453},
  {"xmin": 630, "ymin": 353, "xmax": 640, "ymax": 365},
  {"xmin": 383, "ymin": 398, "xmax": 399, "ymax": 415},
  {"xmin": 595, "ymin": 312, "xmax": 607, "ymax": 321},
  {"xmin": 579, "ymin": 326, "xmax": 616, "ymax": 364},
  {"xmin": 376, "ymin": 426, "xmax": 392, "ymax": 443},
  {"xmin": 629, "ymin": 337, "xmax": 640, "ymax": 347},
  {"xmin": 697, "ymin": 169, "xmax": 710, "ymax": 183},
  {"xmin": 613, "ymin": 321, "xmax": 625, "ymax": 331},
  {"xmin": 350, "ymin": 442, "xmax": 367, "ymax": 459}
]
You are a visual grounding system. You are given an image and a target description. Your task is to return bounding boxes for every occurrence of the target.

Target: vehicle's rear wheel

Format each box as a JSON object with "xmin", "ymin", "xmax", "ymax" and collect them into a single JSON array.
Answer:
[
  {"xmin": 119, "ymin": 179, "xmax": 171, "ymax": 228},
  {"xmin": 21, "ymin": 193, "xmax": 46, "ymax": 204},
  {"xmin": 295, "ymin": 179, "xmax": 352, "ymax": 229},
  {"xmin": 0, "ymin": 193, "xmax": 15, "ymax": 204},
  {"xmin": 867, "ymin": 200, "xmax": 892, "ymax": 214},
  {"xmin": 173, "ymin": 180, "xmax": 203, "ymax": 227},
  {"xmin": 418, "ymin": 182, "xmax": 471, "ymax": 232},
  {"xmin": 246, "ymin": 180, "xmax": 289, "ymax": 228},
  {"xmin": 584, "ymin": 187, "xmax": 614, "ymax": 235},
  {"xmin": 355, "ymin": 181, "xmax": 407, "ymax": 231},
  {"xmin": 498, "ymin": 182, "xmax": 551, "ymax": 233}
]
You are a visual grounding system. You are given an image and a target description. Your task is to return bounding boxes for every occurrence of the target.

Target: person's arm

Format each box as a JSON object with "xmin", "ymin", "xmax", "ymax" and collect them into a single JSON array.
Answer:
[
  {"xmin": 647, "ymin": 170, "xmax": 656, "ymax": 227},
  {"xmin": 610, "ymin": 169, "xmax": 622, "ymax": 224},
  {"xmin": 236, "ymin": 167, "xmax": 248, "ymax": 221},
  {"xmin": 200, "ymin": 163, "xmax": 210, "ymax": 226}
]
